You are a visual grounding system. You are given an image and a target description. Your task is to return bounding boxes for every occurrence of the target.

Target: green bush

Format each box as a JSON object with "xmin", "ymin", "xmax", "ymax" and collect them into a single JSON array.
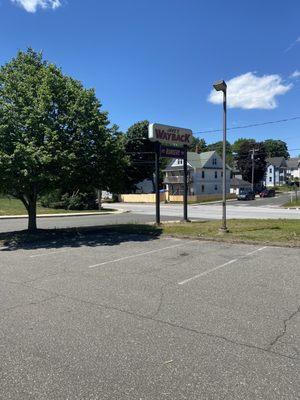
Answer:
[
  {"xmin": 40, "ymin": 190, "xmax": 64, "ymax": 209},
  {"xmin": 61, "ymin": 192, "xmax": 97, "ymax": 210},
  {"xmin": 40, "ymin": 190, "xmax": 97, "ymax": 210}
]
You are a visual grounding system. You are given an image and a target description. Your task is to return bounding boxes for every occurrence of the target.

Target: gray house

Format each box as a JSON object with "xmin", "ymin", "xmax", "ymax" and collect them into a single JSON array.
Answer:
[
  {"xmin": 264, "ymin": 157, "xmax": 288, "ymax": 187},
  {"xmin": 163, "ymin": 151, "xmax": 231, "ymax": 195},
  {"xmin": 287, "ymin": 158, "xmax": 300, "ymax": 180}
]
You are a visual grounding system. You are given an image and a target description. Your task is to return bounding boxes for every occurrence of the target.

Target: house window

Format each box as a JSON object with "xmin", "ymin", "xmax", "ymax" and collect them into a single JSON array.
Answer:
[
  {"xmin": 178, "ymin": 159, "xmax": 183, "ymax": 165},
  {"xmin": 201, "ymin": 185, "xmax": 205, "ymax": 193},
  {"xmin": 215, "ymin": 171, "xmax": 218, "ymax": 179},
  {"xmin": 221, "ymin": 171, "xmax": 223, "ymax": 178},
  {"xmin": 269, "ymin": 168, "xmax": 272, "ymax": 173},
  {"xmin": 202, "ymin": 171, "xmax": 205, "ymax": 179},
  {"xmin": 212, "ymin": 158, "xmax": 217, "ymax": 165},
  {"xmin": 215, "ymin": 185, "xmax": 218, "ymax": 190},
  {"xmin": 269, "ymin": 177, "xmax": 272, "ymax": 182}
]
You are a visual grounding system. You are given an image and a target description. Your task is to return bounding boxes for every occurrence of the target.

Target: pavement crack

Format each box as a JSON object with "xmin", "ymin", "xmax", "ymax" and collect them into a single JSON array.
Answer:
[
  {"xmin": 0, "ymin": 295, "xmax": 59, "ymax": 316},
  {"xmin": 267, "ymin": 305, "xmax": 300, "ymax": 351},
  {"xmin": 149, "ymin": 281, "xmax": 174, "ymax": 318},
  {"xmin": 21, "ymin": 284, "xmax": 298, "ymax": 363},
  {"xmin": 6, "ymin": 280, "xmax": 299, "ymax": 362}
]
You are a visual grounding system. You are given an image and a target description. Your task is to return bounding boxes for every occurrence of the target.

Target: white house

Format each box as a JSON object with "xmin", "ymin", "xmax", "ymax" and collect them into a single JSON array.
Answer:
[
  {"xmin": 163, "ymin": 151, "xmax": 231, "ymax": 196},
  {"xmin": 287, "ymin": 158, "xmax": 300, "ymax": 180},
  {"xmin": 264, "ymin": 157, "xmax": 288, "ymax": 187}
]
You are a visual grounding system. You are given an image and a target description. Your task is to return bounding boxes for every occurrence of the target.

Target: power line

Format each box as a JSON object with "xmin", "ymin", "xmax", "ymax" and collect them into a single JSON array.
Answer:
[{"xmin": 193, "ymin": 116, "xmax": 300, "ymax": 136}]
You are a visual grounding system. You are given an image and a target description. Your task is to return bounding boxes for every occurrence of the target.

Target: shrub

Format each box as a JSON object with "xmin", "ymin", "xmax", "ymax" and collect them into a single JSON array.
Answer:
[{"xmin": 40, "ymin": 190, "xmax": 97, "ymax": 210}]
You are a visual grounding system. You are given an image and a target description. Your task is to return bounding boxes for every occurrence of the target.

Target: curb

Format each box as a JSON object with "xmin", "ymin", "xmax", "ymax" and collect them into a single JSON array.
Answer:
[
  {"xmin": 0, "ymin": 209, "xmax": 127, "ymax": 220},
  {"xmin": 190, "ymin": 199, "xmax": 237, "ymax": 206}
]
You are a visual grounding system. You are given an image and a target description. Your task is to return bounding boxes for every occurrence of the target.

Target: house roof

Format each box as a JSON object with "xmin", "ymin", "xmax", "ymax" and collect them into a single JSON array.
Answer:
[
  {"xmin": 287, "ymin": 158, "xmax": 300, "ymax": 169},
  {"xmin": 230, "ymin": 177, "xmax": 251, "ymax": 188},
  {"xmin": 164, "ymin": 150, "xmax": 230, "ymax": 171},
  {"xmin": 266, "ymin": 157, "xmax": 287, "ymax": 168}
]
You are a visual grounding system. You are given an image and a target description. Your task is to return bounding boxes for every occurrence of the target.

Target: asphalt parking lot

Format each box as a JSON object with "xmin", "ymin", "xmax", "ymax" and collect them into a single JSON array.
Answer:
[{"xmin": 1, "ymin": 233, "xmax": 299, "ymax": 399}]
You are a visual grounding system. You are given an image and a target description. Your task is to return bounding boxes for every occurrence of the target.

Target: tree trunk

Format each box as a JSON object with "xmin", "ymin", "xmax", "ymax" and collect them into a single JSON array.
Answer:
[
  {"xmin": 20, "ymin": 191, "xmax": 38, "ymax": 232},
  {"xmin": 27, "ymin": 198, "xmax": 37, "ymax": 232},
  {"xmin": 97, "ymin": 189, "xmax": 102, "ymax": 210}
]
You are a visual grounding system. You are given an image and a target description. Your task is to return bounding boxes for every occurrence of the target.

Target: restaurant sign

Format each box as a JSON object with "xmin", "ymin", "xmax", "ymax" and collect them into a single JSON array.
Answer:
[{"xmin": 149, "ymin": 123, "xmax": 193, "ymax": 147}]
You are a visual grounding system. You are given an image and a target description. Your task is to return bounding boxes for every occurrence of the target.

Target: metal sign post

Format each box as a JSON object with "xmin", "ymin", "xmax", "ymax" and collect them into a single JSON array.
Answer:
[
  {"xmin": 149, "ymin": 123, "xmax": 193, "ymax": 225},
  {"xmin": 155, "ymin": 142, "xmax": 161, "ymax": 225},
  {"xmin": 183, "ymin": 145, "xmax": 188, "ymax": 222}
]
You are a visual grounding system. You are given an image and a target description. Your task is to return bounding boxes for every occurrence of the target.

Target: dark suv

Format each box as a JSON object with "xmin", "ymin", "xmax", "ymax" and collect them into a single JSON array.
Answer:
[{"xmin": 237, "ymin": 189, "xmax": 255, "ymax": 200}]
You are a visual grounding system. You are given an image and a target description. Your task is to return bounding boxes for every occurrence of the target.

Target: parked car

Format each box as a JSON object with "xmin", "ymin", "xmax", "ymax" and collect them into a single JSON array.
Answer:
[
  {"xmin": 237, "ymin": 189, "xmax": 255, "ymax": 200},
  {"xmin": 260, "ymin": 189, "xmax": 275, "ymax": 198}
]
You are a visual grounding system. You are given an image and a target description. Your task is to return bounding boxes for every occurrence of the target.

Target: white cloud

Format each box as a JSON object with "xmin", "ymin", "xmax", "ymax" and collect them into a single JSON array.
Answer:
[
  {"xmin": 291, "ymin": 70, "xmax": 300, "ymax": 78},
  {"xmin": 11, "ymin": 0, "xmax": 61, "ymax": 12},
  {"xmin": 208, "ymin": 72, "xmax": 292, "ymax": 110}
]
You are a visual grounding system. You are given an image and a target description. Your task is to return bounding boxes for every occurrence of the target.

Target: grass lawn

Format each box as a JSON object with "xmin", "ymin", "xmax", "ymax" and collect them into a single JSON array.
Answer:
[
  {"xmin": 162, "ymin": 219, "xmax": 300, "ymax": 247},
  {"xmin": 0, "ymin": 197, "xmax": 113, "ymax": 216},
  {"xmin": 283, "ymin": 198, "xmax": 300, "ymax": 208}
]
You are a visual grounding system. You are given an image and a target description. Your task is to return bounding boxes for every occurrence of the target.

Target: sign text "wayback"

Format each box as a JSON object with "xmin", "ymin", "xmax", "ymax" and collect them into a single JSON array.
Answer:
[{"xmin": 149, "ymin": 123, "xmax": 193, "ymax": 146}]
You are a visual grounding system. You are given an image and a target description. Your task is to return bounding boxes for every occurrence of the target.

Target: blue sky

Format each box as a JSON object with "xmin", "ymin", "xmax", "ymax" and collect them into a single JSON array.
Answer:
[{"xmin": 1, "ymin": 0, "xmax": 300, "ymax": 155}]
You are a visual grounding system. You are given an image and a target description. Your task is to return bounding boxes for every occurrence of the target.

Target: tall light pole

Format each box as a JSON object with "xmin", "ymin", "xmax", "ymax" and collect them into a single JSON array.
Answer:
[{"xmin": 213, "ymin": 80, "xmax": 228, "ymax": 233}]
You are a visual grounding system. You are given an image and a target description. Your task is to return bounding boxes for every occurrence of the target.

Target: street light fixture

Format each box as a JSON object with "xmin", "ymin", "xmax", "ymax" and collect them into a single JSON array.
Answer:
[{"xmin": 213, "ymin": 80, "xmax": 228, "ymax": 233}]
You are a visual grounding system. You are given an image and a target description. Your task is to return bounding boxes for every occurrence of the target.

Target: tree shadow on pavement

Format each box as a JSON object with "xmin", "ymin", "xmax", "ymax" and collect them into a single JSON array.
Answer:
[{"xmin": 0, "ymin": 224, "xmax": 163, "ymax": 252}]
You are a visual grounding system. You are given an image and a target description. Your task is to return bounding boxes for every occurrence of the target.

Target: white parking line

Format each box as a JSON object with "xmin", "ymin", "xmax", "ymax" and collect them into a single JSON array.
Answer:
[
  {"xmin": 30, "ymin": 250, "xmax": 68, "ymax": 258},
  {"xmin": 178, "ymin": 246, "xmax": 267, "ymax": 285},
  {"xmin": 245, "ymin": 246, "xmax": 267, "ymax": 256},
  {"xmin": 88, "ymin": 240, "xmax": 199, "ymax": 269}
]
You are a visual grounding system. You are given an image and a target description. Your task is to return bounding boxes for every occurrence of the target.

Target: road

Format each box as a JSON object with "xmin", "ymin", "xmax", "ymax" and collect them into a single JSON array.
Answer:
[
  {"xmin": 0, "ymin": 234, "xmax": 299, "ymax": 399},
  {"xmin": 111, "ymin": 192, "xmax": 299, "ymax": 222},
  {"xmin": 0, "ymin": 193, "xmax": 299, "ymax": 233}
]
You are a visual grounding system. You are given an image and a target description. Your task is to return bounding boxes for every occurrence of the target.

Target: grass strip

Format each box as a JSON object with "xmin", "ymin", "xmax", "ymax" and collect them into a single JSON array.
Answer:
[
  {"xmin": 0, "ymin": 197, "xmax": 114, "ymax": 216},
  {"xmin": 0, "ymin": 220, "xmax": 299, "ymax": 249}
]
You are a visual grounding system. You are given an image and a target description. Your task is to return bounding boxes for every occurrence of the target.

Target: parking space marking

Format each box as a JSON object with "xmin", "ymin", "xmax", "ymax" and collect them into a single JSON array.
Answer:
[
  {"xmin": 178, "ymin": 246, "xmax": 267, "ymax": 285},
  {"xmin": 30, "ymin": 250, "xmax": 69, "ymax": 258},
  {"xmin": 245, "ymin": 246, "xmax": 267, "ymax": 256},
  {"xmin": 88, "ymin": 240, "xmax": 199, "ymax": 269}
]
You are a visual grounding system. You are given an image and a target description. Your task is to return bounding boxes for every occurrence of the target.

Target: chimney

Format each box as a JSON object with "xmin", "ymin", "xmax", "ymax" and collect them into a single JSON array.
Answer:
[{"xmin": 195, "ymin": 145, "xmax": 201, "ymax": 154}]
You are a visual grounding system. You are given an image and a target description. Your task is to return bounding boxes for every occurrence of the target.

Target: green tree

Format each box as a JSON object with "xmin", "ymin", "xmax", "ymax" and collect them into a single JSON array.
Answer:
[
  {"xmin": 236, "ymin": 141, "xmax": 267, "ymax": 184},
  {"xmin": 0, "ymin": 49, "xmax": 126, "ymax": 231},
  {"xmin": 264, "ymin": 139, "xmax": 289, "ymax": 159},
  {"xmin": 207, "ymin": 140, "xmax": 233, "ymax": 166},
  {"xmin": 124, "ymin": 121, "xmax": 156, "ymax": 192},
  {"xmin": 232, "ymin": 138, "xmax": 256, "ymax": 153},
  {"xmin": 188, "ymin": 137, "xmax": 207, "ymax": 152}
]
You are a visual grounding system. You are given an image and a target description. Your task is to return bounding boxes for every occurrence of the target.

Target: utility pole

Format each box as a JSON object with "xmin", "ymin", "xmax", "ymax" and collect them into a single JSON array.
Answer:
[
  {"xmin": 250, "ymin": 148, "xmax": 258, "ymax": 192},
  {"xmin": 251, "ymin": 149, "xmax": 255, "ymax": 192}
]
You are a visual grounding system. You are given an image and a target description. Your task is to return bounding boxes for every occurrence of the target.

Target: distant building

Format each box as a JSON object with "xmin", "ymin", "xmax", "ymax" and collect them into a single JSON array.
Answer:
[
  {"xmin": 287, "ymin": 158, "xmax": 300, "ymax": 180},
  {"xmin": 163, "ymin": 150, "xmax": 231, "ymax": 196},
  {"xmin": 264, "ymin": 157, "xmax": 288, "ymax": 187},
  {"xmin": 230, "ymin": 177, "xmax": 252, "ymax": 194}
]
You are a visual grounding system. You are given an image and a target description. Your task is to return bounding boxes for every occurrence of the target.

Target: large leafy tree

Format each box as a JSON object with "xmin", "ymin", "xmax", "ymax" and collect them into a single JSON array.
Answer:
[
  {"xmin": 188, "ymin": 137, "xmax": 207, "ymax": 152},
  {"xmin": 264, "ymin": 139, "xmax": 289, "ymax": 159},
  {"xmin": 236, "ymin": 141, "xmax": 267, "ymax": 184},
  {"xmin": 207, "ymin": 140, "xmax": 233, "ymax": 166},
  {"xmin": 232, "ymin": 138, "xmax": 256, "ymax": 153},
  {"xmin": 0, "ymin": 49, "xmax": 126, "ymax": 231},
  {"xmin": 124, "ymin": 121, "xmax": 156, "ymax": 191}
]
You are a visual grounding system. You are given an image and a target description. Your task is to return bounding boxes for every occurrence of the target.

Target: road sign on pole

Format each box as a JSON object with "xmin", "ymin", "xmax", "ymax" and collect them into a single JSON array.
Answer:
[
  {"xmin": 160, "ymin": 145, "xmax": 185, "ymax": 159},
  {"xmin": 149, "ymin": 123, "xmax": 193, "ymax": 224}
]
